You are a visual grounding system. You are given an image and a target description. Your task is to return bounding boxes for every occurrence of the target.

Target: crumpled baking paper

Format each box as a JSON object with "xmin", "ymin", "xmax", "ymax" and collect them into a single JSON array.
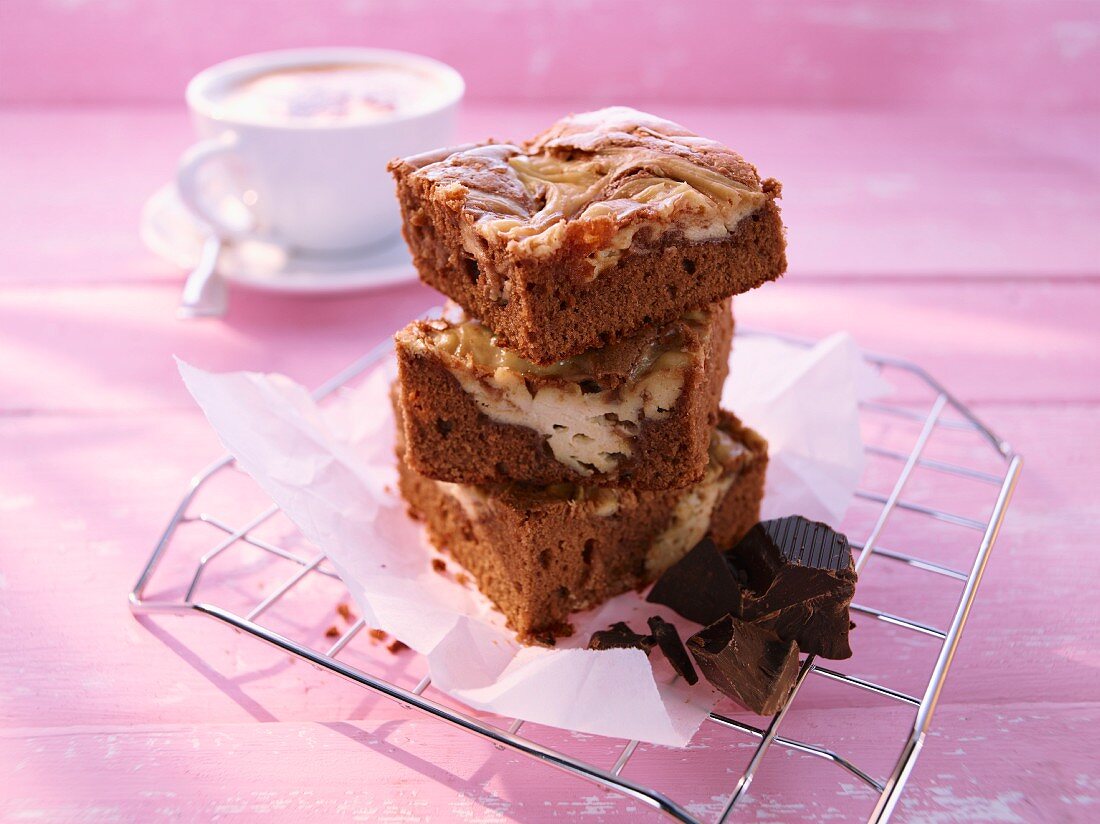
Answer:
[
  {"xmin": 177, "ymin": 329, "xmax": 879, "ymax": 747},
  {"xmin": 723, "ymin": 331, "xmax": 884, "ymax": 524}
]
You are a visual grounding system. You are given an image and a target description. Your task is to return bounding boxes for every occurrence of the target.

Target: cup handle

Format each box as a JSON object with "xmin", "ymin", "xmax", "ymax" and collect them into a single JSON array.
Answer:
[{"xmin": 176, "ymin": 131, "xmax": 257, "ymax": 240}]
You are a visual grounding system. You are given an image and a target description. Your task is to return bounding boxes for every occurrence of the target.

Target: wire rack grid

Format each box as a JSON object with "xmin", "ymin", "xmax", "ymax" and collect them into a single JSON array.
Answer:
[{"xmin": 129, "ymin": 329, "xmax": 1022, "ymax": 823}]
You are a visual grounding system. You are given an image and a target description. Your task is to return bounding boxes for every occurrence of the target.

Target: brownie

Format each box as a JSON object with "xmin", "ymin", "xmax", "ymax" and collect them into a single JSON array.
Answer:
[
  {"xmin": 396, "ymin": 409, "xmax": 768, "ymax": 642},
  {"xmin": 395, "ymin": 299, "xmax": 733, "ymax": 490},
  {"xmin": 389, "ymin": 106, "xmax": 786, "ymax": 365}
]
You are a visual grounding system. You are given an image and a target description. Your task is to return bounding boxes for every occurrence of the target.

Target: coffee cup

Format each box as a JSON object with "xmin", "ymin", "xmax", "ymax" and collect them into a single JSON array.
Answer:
[{"xmin": 177, "ymin": 48, "xmax": 464, "ymax": 255}]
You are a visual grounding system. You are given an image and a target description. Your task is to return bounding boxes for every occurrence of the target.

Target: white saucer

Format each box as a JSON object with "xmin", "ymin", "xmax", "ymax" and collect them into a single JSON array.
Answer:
[{"xmin": 140, "ymin": 184, "xmax": 417, "ymax": 294}]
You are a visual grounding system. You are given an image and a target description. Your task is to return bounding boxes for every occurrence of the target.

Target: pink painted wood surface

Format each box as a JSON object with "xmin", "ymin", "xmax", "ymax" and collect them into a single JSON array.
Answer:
[
  {"xmin": 1, "ymin": 107, "xmax": 1097, "ymax": 283},
  {"xmin": 2, "ymin": 1, "xmax": 1098, "ymax": 110},
  {"xmin": 1, "ymin": 103, "xmax": 1098, "ymax": 821},
  {"xmin": 1, "ymin": 280, "xmax": 1097, "ymax": 415}
]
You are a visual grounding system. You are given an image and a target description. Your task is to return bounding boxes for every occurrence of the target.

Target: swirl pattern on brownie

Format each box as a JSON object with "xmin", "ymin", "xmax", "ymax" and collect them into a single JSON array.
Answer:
[{"xmin": 397, "ymin": 107, "xmax": 770, "ymax": 275}]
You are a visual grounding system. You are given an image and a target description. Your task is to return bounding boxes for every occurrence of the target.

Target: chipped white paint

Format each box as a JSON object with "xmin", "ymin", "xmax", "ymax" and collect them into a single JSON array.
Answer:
[{"xmin": 901, "ymin": 788, "xmax": 1028, "ymax": 823}]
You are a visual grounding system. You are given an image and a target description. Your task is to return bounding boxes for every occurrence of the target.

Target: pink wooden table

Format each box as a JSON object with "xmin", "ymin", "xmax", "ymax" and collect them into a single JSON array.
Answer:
[{"xmin": 1, "ymin": 99, "xmax": 1098, "ymax": 821}]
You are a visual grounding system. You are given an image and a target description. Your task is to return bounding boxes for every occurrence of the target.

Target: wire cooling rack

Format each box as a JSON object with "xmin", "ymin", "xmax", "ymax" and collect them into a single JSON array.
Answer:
[{"xmin": 130, "ymin": 329, "xmax": 1021, "ymax": 823}]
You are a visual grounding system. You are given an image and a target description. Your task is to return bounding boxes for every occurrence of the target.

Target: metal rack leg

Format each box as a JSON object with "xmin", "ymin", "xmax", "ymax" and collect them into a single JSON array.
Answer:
[{"xmin": 870, "ymin": 733, "xmax": 924, "ymax": 823}]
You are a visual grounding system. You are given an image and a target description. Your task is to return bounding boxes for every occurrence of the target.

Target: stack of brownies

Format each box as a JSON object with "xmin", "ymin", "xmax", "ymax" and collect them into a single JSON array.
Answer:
[{"xmin": 387, "ymin": 107, "xmax": 787, "ymax": 643}]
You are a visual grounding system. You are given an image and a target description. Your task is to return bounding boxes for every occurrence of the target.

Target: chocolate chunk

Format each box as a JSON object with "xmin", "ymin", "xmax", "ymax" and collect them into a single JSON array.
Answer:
[
  {"xmin": 647, "ymin": 616, "xmax": 698, "ymax": 685},
  {"xmin": 587, "ymin": 622, "xmax": 655, "ymax": 653},
  {"xmin": 646, "ymin": 537, "xmax": 744, "ymax": 626},
  {"xmin": 729, "ymin": 516, "xmax": 857, "ymax": 659},
  {"xmin": 687, "ymin": 614, "xmax": 800, "ymax": 715}
]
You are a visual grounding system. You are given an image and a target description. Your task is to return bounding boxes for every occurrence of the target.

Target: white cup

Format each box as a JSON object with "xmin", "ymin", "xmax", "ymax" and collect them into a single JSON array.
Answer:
[{"xmin": 177, "ymin": 48, "xmax": 464, "ymax": 255}]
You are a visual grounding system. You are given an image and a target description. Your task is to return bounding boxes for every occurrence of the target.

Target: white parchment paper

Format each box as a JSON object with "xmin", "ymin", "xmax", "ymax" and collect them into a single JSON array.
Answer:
[{"xmin": 178, "ymin": 331, "xmax": 876, "ymax": 747}]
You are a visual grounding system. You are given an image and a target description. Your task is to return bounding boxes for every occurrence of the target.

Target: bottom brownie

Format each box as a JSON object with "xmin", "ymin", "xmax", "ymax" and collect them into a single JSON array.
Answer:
[{"xmin": 396, "ymin": 410, "xmax": 767, "ymax": 642}]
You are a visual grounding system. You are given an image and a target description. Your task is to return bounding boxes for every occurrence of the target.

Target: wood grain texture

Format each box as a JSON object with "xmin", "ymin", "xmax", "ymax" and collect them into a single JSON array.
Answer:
[
  {"xmin": 1, "ymin": 103, "xmax": 1098, "ymax": 821},
  {"xmin": 3, "ymin": 705, "xmax": 1097, "ymax": 822},
  {"xmin": 1, "ymin": 107, "xmax": 1096, "ymax": 285},
  {"xmin": 0, "ymin": 405, "xmax": 1094, "ymax": 725},
  {"xmin": 2, "ymin": 1, "xmax": 1097, "ymax": 110},
  {"xmin": 1, "ymin": 280, "xmax": 1096, "ymax": 415}
]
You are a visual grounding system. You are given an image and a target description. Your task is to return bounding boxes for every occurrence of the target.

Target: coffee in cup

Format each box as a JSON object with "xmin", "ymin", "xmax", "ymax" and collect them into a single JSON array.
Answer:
[
  {"xmin": 209, "ymin": 62, "xmax": 455, "ymax": 126},
  {"xmin": 177, "ymin": 49, "xmax": 464, "ymax": 254}
]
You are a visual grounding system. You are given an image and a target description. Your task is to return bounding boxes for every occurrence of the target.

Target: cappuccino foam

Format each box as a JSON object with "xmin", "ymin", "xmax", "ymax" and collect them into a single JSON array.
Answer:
[{"xmin": 212, "ymin": 62, "xmax": 451, "ymax": 125}]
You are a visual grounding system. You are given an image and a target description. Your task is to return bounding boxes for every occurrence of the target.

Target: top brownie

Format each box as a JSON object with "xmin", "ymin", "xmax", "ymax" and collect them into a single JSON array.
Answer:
[{"xmin": 389, "ymin": 106, "xmax": 786, "ymax": 364}]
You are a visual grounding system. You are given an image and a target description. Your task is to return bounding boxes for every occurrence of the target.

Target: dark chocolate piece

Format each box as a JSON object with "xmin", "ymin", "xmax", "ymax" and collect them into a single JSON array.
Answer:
[
  {"xmin": 687, "ymin": 614, "xmax": 800, "ymax": 715},
  {"xmin": 646, "ymin": 537, "xmax": 744, "ymax": 626},
  {"xmin": 647, "ymin": 616, "xmax": 698, "ymax": 685},
  {"xmin": 587, "ymin": 622, "xmax": 655, "ymax": 653},
  {"xmin": 729, "ymin": 516, "xmax": 857, "ymax": 659}
]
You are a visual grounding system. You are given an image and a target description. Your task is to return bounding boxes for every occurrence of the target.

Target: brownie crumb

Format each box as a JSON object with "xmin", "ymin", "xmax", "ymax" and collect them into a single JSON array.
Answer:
[
  {"xmin": 336, "ymin": 602, "xmax": 354, "ymax": 622},
  {"xmin": 455, "ymin": 572, "xmax": 470, "ymax": 587},
  {"xmin": 324, "ymin": 625, "xmax": 341, "ymax": 639},
  {"xmin": 431, "ymin": 558, "xmax": 448, "ymax": 574},
  {"xmin": 647, "ymin": 615, "xmax": 698, "ymax": 685},
  {"xmin": 386, "ymin": 640, "xmax": 408, "ymax": 654},
  {"xmin": 525, "ymin": 620, "xmax": 575, "ymax": 646},
  {"xmin": 368, "ymin": 628, "xmax": 388, "ymax": 642}
]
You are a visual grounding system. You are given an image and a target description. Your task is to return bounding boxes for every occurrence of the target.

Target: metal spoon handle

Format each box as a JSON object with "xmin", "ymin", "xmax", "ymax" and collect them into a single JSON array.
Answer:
[{"xmin": 178, "ymin": 235, "xmax": 227, "ymax": 318}]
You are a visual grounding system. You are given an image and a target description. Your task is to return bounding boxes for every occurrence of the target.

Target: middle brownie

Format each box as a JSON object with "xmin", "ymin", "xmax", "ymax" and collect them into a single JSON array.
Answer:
[{"xmin": 395, "ymin": 298, "xmax": 733, "ymax": 490}]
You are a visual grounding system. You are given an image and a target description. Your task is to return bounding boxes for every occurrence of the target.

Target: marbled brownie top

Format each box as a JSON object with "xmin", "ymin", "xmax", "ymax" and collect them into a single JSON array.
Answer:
[{"xmin": 389, "ymin": 107, "xmax": 773, "ymax": 276}]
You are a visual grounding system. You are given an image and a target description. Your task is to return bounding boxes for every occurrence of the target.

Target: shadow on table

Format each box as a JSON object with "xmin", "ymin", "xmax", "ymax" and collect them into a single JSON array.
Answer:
[
  {"xmin": 322, "ymin": 720, "xmax": 528, "ymax": 821},
  {"xmin": 137, "ymin": 615, "xmax": 281, "ymax": 723},
  {"xmin": 134, "ymin": 614, "xmax": 603, "ymax": 822}
]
